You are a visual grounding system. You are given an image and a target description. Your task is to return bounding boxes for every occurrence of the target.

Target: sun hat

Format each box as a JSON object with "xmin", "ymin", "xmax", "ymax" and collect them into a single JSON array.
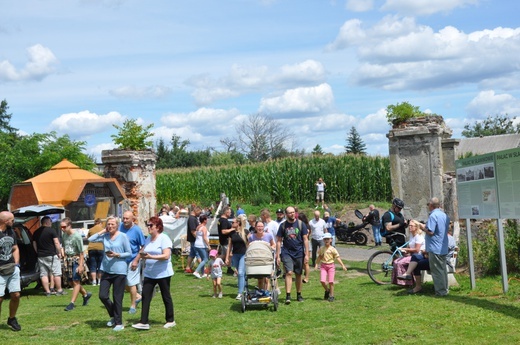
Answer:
[{"xmin": 323, "ymin": 233, "xmax": 332, "ymax": 239}]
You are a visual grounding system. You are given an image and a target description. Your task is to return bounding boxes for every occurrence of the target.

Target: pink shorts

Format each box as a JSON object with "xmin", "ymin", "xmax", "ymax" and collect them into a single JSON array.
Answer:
[{"xmin": 320, "ymin": 262, "xmax": 335, "ymax": 284}]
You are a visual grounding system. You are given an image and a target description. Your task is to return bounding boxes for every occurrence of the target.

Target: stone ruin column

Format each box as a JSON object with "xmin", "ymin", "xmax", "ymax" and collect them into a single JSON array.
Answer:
[
  {"xmin": 387, "ymin": 116, "xmax": 453, "ymax": 221},
  {"xmin": 101, "ymin": 149, "xmax": 156, "ymax": 234}
]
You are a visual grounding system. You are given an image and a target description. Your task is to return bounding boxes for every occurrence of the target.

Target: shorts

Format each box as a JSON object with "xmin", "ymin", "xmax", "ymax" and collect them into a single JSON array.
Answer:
[
  {"xmin": 0, "ymin": 266, "xmax": 21, "ymax": 297},
  {"xmin": 38, "ymin": 255, "xmax": 62, "ymax": 278},
  {"xmin": 211, "ymin": 273, "xmax": 222, "ymax": 279},
  {"xmin": 320, "ymin": 262, "xmax": 336, "ymax": 284},
  {"xmin": 316, "ymin": 191, "xmax": 324, "ymax": 201},
  {"xmin": 126, "ymin": 262, "xmax": 141, "ymax": 286},
  {"xmin": 69, "ymin": 260, "xmax": 82, "ymax": 282},
  {"xmin": 281, "ymin": 255, "xmax": 304, "ymax": 275}
]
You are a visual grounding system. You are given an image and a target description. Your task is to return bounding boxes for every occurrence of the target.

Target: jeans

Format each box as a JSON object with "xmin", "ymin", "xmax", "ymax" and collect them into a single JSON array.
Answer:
[
  {"xmin": 231, "ymin": 253, "xmax": 245, "ymax": 294},
  {"xmin": 372, "ymin": 224, "xmax": 382, "ymax": 244},
  {"xmin": 194, "ymin": 247, "xmax": 209, "ymax": 275},
  {"xmin": 140, "ymin": 276, "xmax": 174, "ymax": 324},
  {"xmin": 99, "ymin": 273, "xmax": 126, "ymax": 326},
  {"xmin": 311, "ymin": 239, "xmax": 325, "ymax": 266}
]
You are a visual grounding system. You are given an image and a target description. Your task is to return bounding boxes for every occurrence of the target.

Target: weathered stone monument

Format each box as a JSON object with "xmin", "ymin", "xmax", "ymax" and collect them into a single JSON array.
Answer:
[{"xmin": 101, "ymin": 149, "xmax": 157, "ymax": 233}]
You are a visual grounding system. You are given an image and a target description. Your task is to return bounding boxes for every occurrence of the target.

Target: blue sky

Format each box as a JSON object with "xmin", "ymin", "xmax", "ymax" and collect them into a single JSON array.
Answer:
[{"xmin": 2, "ymin": 0, "xmax": 520, "ymax": 161}]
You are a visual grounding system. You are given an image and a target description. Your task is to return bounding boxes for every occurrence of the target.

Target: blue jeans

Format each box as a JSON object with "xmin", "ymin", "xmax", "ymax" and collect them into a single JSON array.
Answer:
[
  {"xmin": 194, "ymin": 247, "xmax": 208, "ymax": 275},
  {"xmin": 231, "ymin": 253, "xmax": 245, "ymax": 294},
  {"xmin": 372, "ymin": 224, "xmax": 382, "ymax": 244}
]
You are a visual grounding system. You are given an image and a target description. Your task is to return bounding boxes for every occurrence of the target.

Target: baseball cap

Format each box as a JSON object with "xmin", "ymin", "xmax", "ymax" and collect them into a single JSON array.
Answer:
[
  {"xmin": 209, "ymin": 249, "xmax": 218, "ymax": 257},
  {"xmin": 323, "ymin": 233, "xmax": 332, "ymax": 239},
  {"xmin": 276, "ymin": 208, "xmax": 284, "ymax": 214}
]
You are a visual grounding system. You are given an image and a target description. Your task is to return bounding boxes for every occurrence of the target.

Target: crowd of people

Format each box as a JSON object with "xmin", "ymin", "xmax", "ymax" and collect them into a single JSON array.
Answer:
[{"xmin": 0, "ymin": 190, "xmax": 456, "ymax": 333}]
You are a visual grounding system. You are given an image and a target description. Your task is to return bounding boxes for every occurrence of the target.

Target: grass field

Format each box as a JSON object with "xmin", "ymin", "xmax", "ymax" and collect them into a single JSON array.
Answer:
[{"xmin": 2, "ymin": 244, "xmax": 520, "ymax": 345}]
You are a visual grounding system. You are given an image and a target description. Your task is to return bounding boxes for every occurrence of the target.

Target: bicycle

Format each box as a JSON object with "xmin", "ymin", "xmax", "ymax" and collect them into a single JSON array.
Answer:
[{"xmin": 366, "ymin": 233, "xmax": 408, "ymax": 285}]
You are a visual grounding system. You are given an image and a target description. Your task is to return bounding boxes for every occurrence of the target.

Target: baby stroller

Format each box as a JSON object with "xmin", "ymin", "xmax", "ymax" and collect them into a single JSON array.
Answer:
[{"xmin": 241, "ymin": 241, "xmax": 279, "ymax": 312}]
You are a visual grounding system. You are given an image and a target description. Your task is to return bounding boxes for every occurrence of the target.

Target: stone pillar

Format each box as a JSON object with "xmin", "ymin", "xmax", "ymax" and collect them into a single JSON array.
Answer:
[
  {"xmin": 101, "ymin": 149, "xmax": 156, "ymax": 233},
  {"xmin": 387, "ymin": 116, "xmax": 452, "ymax": 221}
]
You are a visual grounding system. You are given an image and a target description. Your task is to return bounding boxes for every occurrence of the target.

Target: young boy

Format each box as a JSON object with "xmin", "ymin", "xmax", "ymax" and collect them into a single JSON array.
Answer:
[
  {"xmin": 61, "ymin": 217, "xmax": 92, "ymax": 311},
  {"xmin": 316, "ymin": 233, "xmax": 347, "ymax": 302}
]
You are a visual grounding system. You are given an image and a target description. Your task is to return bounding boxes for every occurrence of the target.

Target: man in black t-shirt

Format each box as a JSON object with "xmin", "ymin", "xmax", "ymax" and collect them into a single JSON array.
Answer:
[
  {"xmin": 381, "ymin": 198, "xmax": 408, "ymax": 246},
  {"xmin": 217, "ymin": 207, "xmax": 234, "ymax": 275},
  {"xmin": 0, "ymin": 211, "xmax": 22, "ymax": 331},
  {"xmin": 32, "ymin": 216, "xmax": 64, "ymax": 296},
  {"xmin": 185, "ymin": 206, "xmax": 201, "ymax": 273}
]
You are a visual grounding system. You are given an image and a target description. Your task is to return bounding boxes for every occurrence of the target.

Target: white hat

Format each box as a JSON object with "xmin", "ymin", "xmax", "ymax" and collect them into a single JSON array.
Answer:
[{"xmin": 323, "ymin": 233, "xmax": 332, "ymax": 239}]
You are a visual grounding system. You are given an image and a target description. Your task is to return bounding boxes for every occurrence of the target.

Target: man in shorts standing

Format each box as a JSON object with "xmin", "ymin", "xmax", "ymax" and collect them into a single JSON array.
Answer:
[
  {"xmin": 119, "ymin": 211, "xmax": 145, "ymax": 314},
  {"xmin": 32, "ymin": 216, "xmax": 65, "ymax": 296},
  {"xmin": 186, "ymin": 206, "xmax": 202, "ymax": 273},
  {"xmin": 0, "ymin": 211, "xmax": 22, "ymax": 331},
  {"xmin": 315, "ymin": 178, "xmax": 326, "ymax": 209},
  {"xmin": 276, "ymin": 206, "xmax": 309, "ymax": 305}
]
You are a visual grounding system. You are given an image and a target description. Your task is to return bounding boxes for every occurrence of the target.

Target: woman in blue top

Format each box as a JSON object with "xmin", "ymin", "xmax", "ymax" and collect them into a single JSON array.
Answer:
[
  {"xmin": 88, "ymin": 216, "xmax": 131, "ymax": 331},
  {"xmin": 132, "ymin": 216, "xmax": 176, "ymax": 330}
]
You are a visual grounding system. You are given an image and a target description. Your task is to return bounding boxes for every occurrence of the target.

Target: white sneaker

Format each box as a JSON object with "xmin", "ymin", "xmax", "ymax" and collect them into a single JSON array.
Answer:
[
  {"xmin": 212, "ymin": 294, "xmax": 216, "ymax": 298},
  {"xmin": 113, "ymin": 325, "xmax": 124, "ymax": 331},
  {"xmin": 193, "ymin": 272, "xmax": 201, "ymax": 279},
  {"xmin": 218, "ymin": 292, "xmax": 223, "ymax": 299},
  {"xmin": 106, "ymin": 318, "xmax": 115, "ymax": 327},
  {"xmin": 132, "ymin": 323, "xmax": 150, "ymax": 330},
  {"xmin": 164, "ymin": 321, "xmax": 176, "ymax": 329},
  {"xmin": 201, "ymin": 273, "xmax": 208, "ymax": 278},
  {"xmin": 235, "ymin": 294, "xmax": 242, "ymax": 300}
]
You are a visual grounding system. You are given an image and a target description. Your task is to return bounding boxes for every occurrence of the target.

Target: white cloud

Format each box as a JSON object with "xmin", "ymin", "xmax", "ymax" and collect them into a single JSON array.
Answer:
[
  {"xmin": 381, "ymin": 0, "xmax": 479, "ymax": 16},
  {"xmin": 259, "ymin": 83, "xmax": 334, "ymax": 114},
  {"xmin": 328, "ymin": 16, "xmax": 520, "ymax": 91},
  {"xmin": 0, "ymin": 44, "xmax": 58, "ymax": 82},
  {"xmin": 466, "ymin": 90, "xmax": 520, "ymax": 118},
  {"xmin": 345, "ymin": 0, "xmax": 374, "ymax": 12},
  {"xmin": 109, "ymin": 85, "xmax": 172, "ymax": 99},
  {"xmin": 186, "ymin": 60, "xmax": 326, "ymax": 105},
  {"xmin": 88, "ymin": 142, "xmax": 116, "ymax": 162},
  {"xmin": 49, "ymin": 110, "xmax": 125, "ymax": 137}
]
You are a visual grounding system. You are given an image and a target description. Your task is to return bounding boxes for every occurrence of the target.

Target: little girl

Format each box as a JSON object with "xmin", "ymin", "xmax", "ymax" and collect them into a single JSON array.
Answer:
[
  {"xmin": 207, "ymin": 249, "xmax": 225, "ymax": 298},
  {"xmin": 316, "ymin": 233, "xmax": 347, "ymax": 302}
]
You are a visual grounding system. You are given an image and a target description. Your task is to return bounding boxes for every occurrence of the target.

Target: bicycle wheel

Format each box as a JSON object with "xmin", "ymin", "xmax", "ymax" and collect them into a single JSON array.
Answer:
[{"xmin": 367, "ymin": 250, "xmax": 394, "ymax": 285}]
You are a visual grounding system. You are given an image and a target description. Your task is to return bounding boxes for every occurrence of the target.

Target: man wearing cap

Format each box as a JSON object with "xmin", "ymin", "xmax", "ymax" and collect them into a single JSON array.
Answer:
[
  {"xmin": 323, "ymin": 212, "xmax": 337, "ymax": 247},
  {"xmin": 424, "ymin": 197, "xmax": 450, "ymax": 296},
  {"xmin": 275, "ymin": 209, "xmax": 285, "ymax": 224}
]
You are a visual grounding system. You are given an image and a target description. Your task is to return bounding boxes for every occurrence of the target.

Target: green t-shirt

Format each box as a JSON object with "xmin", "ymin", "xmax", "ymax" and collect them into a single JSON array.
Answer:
[{"xmin": 62, "ymin": 230, "xmax": 84, "ymax": 256}]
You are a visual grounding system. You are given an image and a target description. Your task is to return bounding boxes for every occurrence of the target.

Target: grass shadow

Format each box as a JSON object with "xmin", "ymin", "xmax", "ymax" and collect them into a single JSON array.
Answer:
[{"xmin": 445, "ymin": 294, "xmax": 520, "ymax": 320}]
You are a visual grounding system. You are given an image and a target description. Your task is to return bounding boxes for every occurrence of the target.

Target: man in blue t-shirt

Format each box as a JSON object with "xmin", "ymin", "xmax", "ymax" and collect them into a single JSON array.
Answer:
[
  {"xmin": 425, "ymin": 197, "xmax": 450, "ymax": 296},
  {"xmin": 323, "ymin": 212, "xmax": 337, "ymax": 247},
  {"xmin": 276, "ymin": 206, "xmax": 309, "ymax": 305},
  {"xmin": 119, "ymin": 211, "xmax": 146, "ymax": 314}
]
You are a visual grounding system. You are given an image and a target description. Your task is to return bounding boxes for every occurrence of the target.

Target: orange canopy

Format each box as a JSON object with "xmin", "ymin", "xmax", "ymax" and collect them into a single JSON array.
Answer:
[{"xmin": 9, "ymin": 159, "xmax": 126, "ymax": 208}]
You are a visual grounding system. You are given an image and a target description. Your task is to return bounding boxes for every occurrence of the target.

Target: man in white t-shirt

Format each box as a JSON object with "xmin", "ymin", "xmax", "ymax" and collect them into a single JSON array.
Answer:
[
  {"xmin": 309, "ymin": 210, "xmax": 327, "ymax": 268},
  {"xmin": 260, "ymin": 209, "xmax": 279, "ymax": 234}
]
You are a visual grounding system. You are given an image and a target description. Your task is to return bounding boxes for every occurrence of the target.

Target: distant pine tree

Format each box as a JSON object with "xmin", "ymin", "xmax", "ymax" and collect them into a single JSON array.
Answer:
[{"xmin": 345, "ymin": 126, "xmax": 366, "ymax": 155}]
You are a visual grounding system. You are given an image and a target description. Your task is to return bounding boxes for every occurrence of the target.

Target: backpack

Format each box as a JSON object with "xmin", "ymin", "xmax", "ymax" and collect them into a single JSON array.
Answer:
[{"xmin": 380, "ymin": 211, "xmax": 394, "ymax": 237}]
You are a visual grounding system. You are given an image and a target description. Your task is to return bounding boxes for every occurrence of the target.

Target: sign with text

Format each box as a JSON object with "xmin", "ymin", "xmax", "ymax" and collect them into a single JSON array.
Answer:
[
  {"xmin": 456, "ymin": 153, "xmax": 499, "ymax": 219},
  {"xmin": 456, "ymin": 148, "xmax": 520, "ymax": 219}
]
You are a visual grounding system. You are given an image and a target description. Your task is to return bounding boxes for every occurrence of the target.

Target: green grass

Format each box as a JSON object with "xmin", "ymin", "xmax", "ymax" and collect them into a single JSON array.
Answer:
[{"xmin": 2, "ymin": 250, "xmax": 520, "ymax": 345}]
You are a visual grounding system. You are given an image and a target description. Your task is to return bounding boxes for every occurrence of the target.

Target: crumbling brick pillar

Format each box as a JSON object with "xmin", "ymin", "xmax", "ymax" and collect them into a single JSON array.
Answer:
[{"xmin": 101, "ymin": 149, "xmax": 156, "ymax": 233}]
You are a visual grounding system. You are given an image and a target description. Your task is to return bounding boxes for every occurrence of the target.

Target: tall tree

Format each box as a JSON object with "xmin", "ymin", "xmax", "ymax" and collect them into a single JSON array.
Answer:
[
  {"xmin": 312, "ymin": 144, "xmax": 324, "ymax": 155},
  {"xmin": 0, "ymin": 99, "xmax": 17, "ymax": 134},
  {"xmin": 462, "ymin": 114, "xmax": 520, "ymax": 137},
  {"xmin": 235, "ymin": 113, "xmax": 295, "ymax": 162},
  {"xmin": 345, "ymin": 126, "xmax": 366, "ymax": 155}
]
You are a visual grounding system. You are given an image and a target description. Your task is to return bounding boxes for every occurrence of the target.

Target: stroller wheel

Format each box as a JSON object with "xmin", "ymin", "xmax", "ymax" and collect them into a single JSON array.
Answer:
[
  {"xmin": 272, "ymin": 289, "xmax": 279, "ymax": 312},
  {"xmin": 241, "ymin": 293, "xmax": 246, "ymax": 313}
]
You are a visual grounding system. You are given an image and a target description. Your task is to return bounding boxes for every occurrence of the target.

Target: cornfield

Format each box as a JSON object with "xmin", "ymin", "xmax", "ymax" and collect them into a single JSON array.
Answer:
[{"xmin": 156, "ymin": 154, "xmax": 391, "ymax": 205}]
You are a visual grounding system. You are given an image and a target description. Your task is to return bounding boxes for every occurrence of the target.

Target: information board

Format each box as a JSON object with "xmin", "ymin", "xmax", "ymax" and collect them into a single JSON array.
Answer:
[
  {"xmin": 455, "ymin": 153, "xmax": 499, "ymax": 219},
  {"xmin": 495, "ymin": 147, "xmax": 520, "ymax": 218}
]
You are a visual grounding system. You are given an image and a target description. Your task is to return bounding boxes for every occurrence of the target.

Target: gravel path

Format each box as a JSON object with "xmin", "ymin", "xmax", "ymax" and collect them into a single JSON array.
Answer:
[{"xmin": 334, "ymin": 244, "xmax": 387, "ymax": 262}]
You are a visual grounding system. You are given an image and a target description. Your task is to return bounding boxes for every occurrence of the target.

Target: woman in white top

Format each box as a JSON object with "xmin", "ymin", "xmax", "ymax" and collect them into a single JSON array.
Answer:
[
  {"xmin": 193, "ymin": 215, "xmax": 210, "ymax": 279},
  {"xmin": 392, "ymin": 219, "xmax": 425, "ymax": 286},
  {"xmin": 132, "ymin": 216, "xmax": 175, "ymax": 330}
]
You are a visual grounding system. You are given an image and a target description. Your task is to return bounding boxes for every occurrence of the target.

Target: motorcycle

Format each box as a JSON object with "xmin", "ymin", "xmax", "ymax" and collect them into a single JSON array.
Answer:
[{"xmin": 334, "ymin": 209, "xmax": 369, "ymax": 246}]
